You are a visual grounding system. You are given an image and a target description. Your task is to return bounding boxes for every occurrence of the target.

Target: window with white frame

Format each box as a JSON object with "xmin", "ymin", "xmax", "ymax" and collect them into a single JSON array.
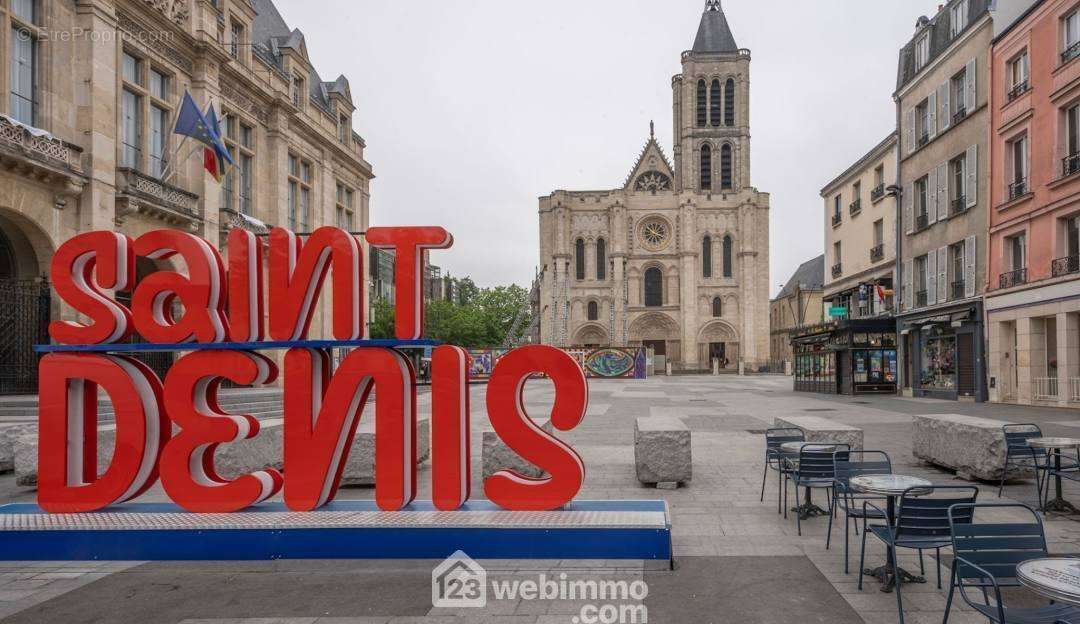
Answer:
[
  {"xmin": 120, "ymin": 52, "xmax": 143, "ymax": 170},
  {"xmin": 221, "ymin": 113, "xmax": 254, "ymax": 214},
  {"xmin": 1065, "ymin": 10, "xmax": 1080, "ymax": 62},
  {"xmin": 1067, "ymin": 215, "xmax": 1079, "ymax": 259},
  {"xmin": 1008, "ymin": 233, "xmax": 1027, "ymax": 271},
  {"xmin": 1008, "ymin": 134, "xmax": 1029, "ymax": 197},
  {"xmin": 288, "ymin": 154, "xmax": 312, "ymax": 232},
  {"xmin": 148, "ymin": 68, "xmax": 169, "ymax": 177},
  {"xmin": 1068, "ymin": 104, "xmax": 1080, "ymax": 159},
  {"xmin": 951, "ymin": 67, "xmax": 967, "ymax": 117},
  {"xmin": 9, "ymin": 0, "xmax": 36, "ymax": 126},
  {"xmin": 950, "ymin": 0, "xmax": 968, "ymax": 38},
  {"xmin": 915, "ymin": 99, "xmax": 931, "ymax": 144},
  {"xmin": 873, "ymin": 219, "xmax": 884, "ymax": 247},
  {"xmin": 335, "ymin": 182, "xmax": 355, "ymax": 231},
  {"xmin": 915, "ymin": 34, "xmax": 930, "ymax": 71},
  {"xmin": 291, "ymin": 73, "xmax": 305, "ymax": 109},
  {"xmin": 229, "ymin": 20, "xmax": 244, "ymax": 60},
  {"xmin": 950, "ymin": 153, "xmax": 967, "ymax": 211},
  {"xmin": 338, "ymin": 114, "xmax": 349, "ymax": 144},
  {"xmin": 914, "ymin": 176, "xmax": 929, "ymax": 222},
  {"xmin": 950, "ymin": 240, "xmax": 966, "ymax": 294},
  {"xmin": 1008, "ymin": 51, "xmax": 1030, "ymax": 98}
]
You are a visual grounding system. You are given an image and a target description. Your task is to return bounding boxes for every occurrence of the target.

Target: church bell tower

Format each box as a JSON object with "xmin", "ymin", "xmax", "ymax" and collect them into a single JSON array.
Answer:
[{"xmin": 672, "ymin": 0, "xmax": 751, "ymax": 195}]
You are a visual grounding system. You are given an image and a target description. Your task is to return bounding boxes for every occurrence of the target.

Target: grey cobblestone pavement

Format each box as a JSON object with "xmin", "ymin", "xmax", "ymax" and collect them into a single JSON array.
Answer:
[{"xmin": 2, "ymin": 374, "xmax": 1079, "ymax": 623}]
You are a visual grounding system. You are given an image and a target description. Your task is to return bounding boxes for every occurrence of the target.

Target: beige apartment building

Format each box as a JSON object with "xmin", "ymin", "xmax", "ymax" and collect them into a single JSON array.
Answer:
[
  {"xmin": 822, "ymin": 133, "xmax": 899, "ymax": 321},
  {"xmin": 0, "ymin": 0, "xmax": 373, "ymax": 393},
  {"xmin": 895, "ymin": 0, "xmax": 995, "ymax": 402},
  {"xmin": 769, "ymin": 255, "xmax": 824, "ymax": 370},
  {"xmin": 538, "ymin": 0, "xmax": 770, "ymax": 372}
]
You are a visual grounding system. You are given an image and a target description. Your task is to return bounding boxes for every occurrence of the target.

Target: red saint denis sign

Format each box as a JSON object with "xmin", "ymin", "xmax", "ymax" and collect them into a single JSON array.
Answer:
[{"xmin": 38, "ymin": 226, "xmax": 587, "ymax": 514}]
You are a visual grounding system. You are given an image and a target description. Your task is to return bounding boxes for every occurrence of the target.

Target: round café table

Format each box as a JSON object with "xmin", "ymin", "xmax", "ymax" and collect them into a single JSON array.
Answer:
[
  {"xmin": 1027, "ymin": 437, "xmax": 1080, "ymax": 515},
  {"xmin": 850, "ymin": 474, "xmax": 933, "ymax": 593},
  {"xmin": 1017, "ymin": 558, "xmax": 1080, "ymax": 606},
  {"xmin": 780, "ymin": 442, "xmax": 838, "ymax": 520}
]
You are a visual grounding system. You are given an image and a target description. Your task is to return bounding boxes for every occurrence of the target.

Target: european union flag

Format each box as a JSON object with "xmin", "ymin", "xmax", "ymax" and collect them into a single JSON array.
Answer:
[
  {"xmin": 173, "ymin": 91, "xmax": 220, "ymax": 151},
  {"xmin": 204, "ymin": 104, "xmax": 235, "ymax": 168}
]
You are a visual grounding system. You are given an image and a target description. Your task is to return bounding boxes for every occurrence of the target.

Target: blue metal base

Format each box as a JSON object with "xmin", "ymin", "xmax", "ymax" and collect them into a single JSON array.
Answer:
[{"xmin": 0, "ymin": 500, "xmax": 671, "ymax": 562}]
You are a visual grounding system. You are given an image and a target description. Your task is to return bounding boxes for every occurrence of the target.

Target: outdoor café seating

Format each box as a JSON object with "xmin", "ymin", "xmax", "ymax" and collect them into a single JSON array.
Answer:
[{"xmin": 829, "ymin": 450, "xmax": 892, "ymax": 574}]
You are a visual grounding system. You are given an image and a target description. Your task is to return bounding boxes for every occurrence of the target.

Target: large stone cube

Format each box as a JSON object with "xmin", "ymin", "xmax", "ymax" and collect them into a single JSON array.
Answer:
[
  {"xmin": 0, "ymin": 424, "xmax": 35, "ymax": 473},
  {"xmin": 634, "ymin": 416, "xmax": 691, "ymax": 485},
  {"xmin": 482, "ymin": 419, "xmax": 552, "ymax": 481},
  {"xmin": 774, "ymin": 416, "xmax": 864, "ymax": 450},
  {"xmin": 339, "ymin": 416, "xmax": 431, "ymax": 486},
  {"xmin": 912, "ymin": 414, "xmax": 1015, "ymax": 481}
]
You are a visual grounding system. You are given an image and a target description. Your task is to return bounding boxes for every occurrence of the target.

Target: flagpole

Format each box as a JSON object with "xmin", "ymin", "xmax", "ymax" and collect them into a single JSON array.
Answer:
[{"xmin": 158, "ymin": 134, "xmax": 190, "ymax": 183}]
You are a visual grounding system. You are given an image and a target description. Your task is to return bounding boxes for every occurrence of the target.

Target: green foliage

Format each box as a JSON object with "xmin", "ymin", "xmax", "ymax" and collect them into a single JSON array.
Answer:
[{"xmin": 369, "ymin": 280, "xmax": 531, "ymax": 348}]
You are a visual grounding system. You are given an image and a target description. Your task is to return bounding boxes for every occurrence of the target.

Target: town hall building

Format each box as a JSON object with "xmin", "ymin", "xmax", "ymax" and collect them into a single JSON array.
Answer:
[{"xmin": 537, "ymin": 0, "xmax": 770, "ymax": 372}]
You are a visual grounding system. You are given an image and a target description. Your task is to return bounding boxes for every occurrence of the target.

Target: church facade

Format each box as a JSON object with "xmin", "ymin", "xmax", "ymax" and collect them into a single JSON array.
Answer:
[{"xmin": 537, "ymin": 0, "xmax": 770, "ymax": 372}]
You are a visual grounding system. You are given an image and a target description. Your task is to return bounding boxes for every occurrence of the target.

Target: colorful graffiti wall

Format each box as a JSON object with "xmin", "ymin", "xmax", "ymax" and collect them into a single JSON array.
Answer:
[{"xmin": 463, "ymin": 347, "xmax": 647, "ymax": 380}]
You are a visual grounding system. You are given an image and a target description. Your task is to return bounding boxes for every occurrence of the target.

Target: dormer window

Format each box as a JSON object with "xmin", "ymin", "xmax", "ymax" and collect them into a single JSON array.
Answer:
[
  {"xmin": 229, "ymin": 20, "xmax": 244, "ymax": 61},
  {"xmin": 338, "ymin": 114, "xmax": 349, "ymax": 144},
  {"xmin": 950, "ymin": 0, "xmax": 967, "ymax": 39},
  {"xmin": 915, "ymin": 33, "xmax": 930, "ymax": 71},
  {"xmin": 292, "ymin": 73, "xmax": 305, "ymax": 109}
]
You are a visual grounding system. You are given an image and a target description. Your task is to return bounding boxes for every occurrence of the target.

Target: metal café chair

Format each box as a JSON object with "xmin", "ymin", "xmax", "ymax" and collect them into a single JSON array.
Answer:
[
  {"xmin": 761, "ymin": 427, "xmax": 804, "ymax": 514},
  {"xmin": 998, "ymin": 424, "xmax": 1051, "ymax": 501},
  {"xmin": 945, "ymin": 502, "xmax": 1080, "ymax": 624},
  {"xmin": 828, "ymin": 449, "xmax": 892, "ymax": 574},
  {"xmin": 858, "ymin": 485, "xmax": 979, "ymax": 624},
  {"xmin": 785, "ymin": 443, "xmax": 848, "ymax": 537}
]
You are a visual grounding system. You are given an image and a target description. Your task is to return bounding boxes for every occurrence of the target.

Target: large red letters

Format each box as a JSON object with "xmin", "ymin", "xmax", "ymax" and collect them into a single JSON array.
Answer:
[
  {"xmin": 365, "ymin": 227, "xmax": 452, "ymax": 339},
  {"xmin": 49, "ymin": 232, "xmax": 135, "ymax": 345}
]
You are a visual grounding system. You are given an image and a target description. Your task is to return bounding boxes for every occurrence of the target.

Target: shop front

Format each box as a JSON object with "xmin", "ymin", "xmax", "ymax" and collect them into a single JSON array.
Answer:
[
  {"xmin": 793, "ymin": 319, "xmax": 898, "ymax": 396},
  {"xmin": 897, "ymin": 301, "xmax": 986, "ymax": 402}
]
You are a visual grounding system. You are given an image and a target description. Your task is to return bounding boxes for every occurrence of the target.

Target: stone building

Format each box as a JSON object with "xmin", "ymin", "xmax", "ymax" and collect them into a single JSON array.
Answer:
[
  {"xmin": 537, "ymin": 0, "xmax": 770, "ymax": 373},
  {"xmin": 985, "ymin": 0, "xmax": 1080, "ymax": 407},
  {"xmin": 769, "ymin": 255, "xmax": 824, "ymax": 369},
  {"xmin": 0, "ymin": 0, "xmax": 373, "ymax": 393},
  {"xmin": 895, "ymin": 0, "xmax": 994, "ymax": 402}
]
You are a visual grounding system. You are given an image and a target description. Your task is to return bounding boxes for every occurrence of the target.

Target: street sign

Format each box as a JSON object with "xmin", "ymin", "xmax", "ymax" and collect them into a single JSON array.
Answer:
[{"xmin": 828, "ymin": 307, "xmax": 848, "ymax": 317}]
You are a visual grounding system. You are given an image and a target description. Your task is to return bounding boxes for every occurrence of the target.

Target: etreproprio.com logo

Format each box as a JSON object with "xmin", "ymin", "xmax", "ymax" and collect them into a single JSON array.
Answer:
[{"xmin": 433, "ymin": 551, "xmax": 649, "ymax": 623}]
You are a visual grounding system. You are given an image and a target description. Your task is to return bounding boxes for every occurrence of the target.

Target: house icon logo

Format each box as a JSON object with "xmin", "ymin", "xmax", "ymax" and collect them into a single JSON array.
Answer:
[{"xmin": 432, "ymin": 550, "xmax": 487, "ymax": 608}]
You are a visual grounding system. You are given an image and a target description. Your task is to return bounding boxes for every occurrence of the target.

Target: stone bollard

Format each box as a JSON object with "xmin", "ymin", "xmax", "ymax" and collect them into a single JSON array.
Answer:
[
  {"xmin": 339, "ymin": 416, "xmax": 431, "ymax": 486},
  {"xmin": 635, "ymin": 416, "xmax": 691, "ymax": 487},
  {"xmin": 482, "ymin": 419, "xmax": 553, "ymax": 480},
  {"xmin": 0, "ymin": 424, "xmax": 35, "ymax": 474}
]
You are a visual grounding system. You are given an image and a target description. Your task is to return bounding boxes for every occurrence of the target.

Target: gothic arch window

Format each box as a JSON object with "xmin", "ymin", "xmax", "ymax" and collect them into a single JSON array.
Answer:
[
  {"xmin": 644, "ymin": 267, "xmax": 663, "ymax": 307},
  {"xmin": 587, "ymin": 301, "xmax": 599, "ymax": 321},
  {"xmin": 700, "ymin": 144, "xmax": 712, "ymax": 192},
  {"xmin": 720, "ymin": 143, "xmax": 733, "ymax": 190},
  {"xmin": 712, "ymin": 297, "xmax": 722, "ymax": 318},
  {"xmin": 724, "ymin": 78, "xmax": 736, "ymax": 126},
  {"xmin": 710, "ymin": 79, "xmax": 721, "ymax": 127},
  {"xmin": 702, "ymin": 235, "xmax": 712, "ymax": 278},
  {"xmin": 575, "ymin": 238, "xmax": 585, "ymax": 280},
  {"xmin": 722, "ymin": 235, "xmax": 733, "ymax": 278},
  {"xmin": 596, "ymin": 238, "xmax": 606, "ymax": 280},
  {"xmin": 696, "ymin": 80, "xmax": 707, "ymax": 127}
]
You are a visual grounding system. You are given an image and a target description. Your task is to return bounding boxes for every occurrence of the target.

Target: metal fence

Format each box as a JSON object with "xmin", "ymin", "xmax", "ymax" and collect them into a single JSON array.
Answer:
[{"xmin": 0, "ymin": 279, "xmax": 50, "ymax": 395}]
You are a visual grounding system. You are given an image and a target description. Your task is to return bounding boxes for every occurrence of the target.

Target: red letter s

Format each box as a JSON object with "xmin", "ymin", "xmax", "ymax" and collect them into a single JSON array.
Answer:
[{"xmin": 49, "ymin": 232, "xmax": 135, "ymax": 345}]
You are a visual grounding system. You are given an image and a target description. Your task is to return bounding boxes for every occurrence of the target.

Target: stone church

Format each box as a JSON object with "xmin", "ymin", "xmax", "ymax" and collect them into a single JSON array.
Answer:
[{"xmin": 537, "ymin": 0, "xmax": 770, "ymax": 372}]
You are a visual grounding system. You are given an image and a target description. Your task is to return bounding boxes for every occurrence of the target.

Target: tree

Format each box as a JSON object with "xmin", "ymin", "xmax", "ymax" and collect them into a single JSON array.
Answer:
[{"xmin": 368, "ymin": 279, "xmax": 531, "ymax": 348}]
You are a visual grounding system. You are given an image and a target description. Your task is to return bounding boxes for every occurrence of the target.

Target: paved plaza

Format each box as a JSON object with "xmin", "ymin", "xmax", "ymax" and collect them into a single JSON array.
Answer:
[{"xmin": 2, "ymin": 374, "xmax": 1080, "ymax": 623}]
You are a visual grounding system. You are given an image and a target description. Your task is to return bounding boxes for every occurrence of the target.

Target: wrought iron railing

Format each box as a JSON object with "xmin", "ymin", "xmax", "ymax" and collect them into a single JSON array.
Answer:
[
  {"xmin": 953, "ymin": 107, "xmax": 967, "ymax": 124},
  {"xmin": 916, "ymin": 213, "xmax": 929, "ymax": 231},
  {"xmin": 951, "ymin": 280, "xmax": 966, "ymax": 301},
  {"xmin": 870, "ymin": 245, "xmax": 884, "ymax": 262},
  {"xmin": 1064, "ymin": 41, "xmax": 1080, "ymax": 64},
  {"xmin": 916, "ymin": 290, "xmax": 928, "ymax": 308},
  {"xmin": 1052, "ymin": 255, "xmax": 1080, "ymax": 277},
  {"xmin": 871, "ymin": 184, "xmax": 886, "ymax": 202},
  {"xmin": 1034, "ymin": 378, "xmax": 1059, "ymax": 401},
  {"xmin": 1007, "ymin": 80, "xmax": 1030, "ymax": 102},
  {"xmin": 831, "ymin": 263, "xmax": 842, "ymax": 278},
  {"xmin": 917, "ymin": 131, "xmax": 930, "ymax": 147},
  {"xmin": 849, "ymin": 199, "xmax": 861, "ymax": 215},
  {"xmin": 951, "ymin": 196, "xmax": 969, "ymax": 216},
  {"xmin": 832, "ymin": 213, "xmax": 842, "ymax": 227},
  {"xmin": 1063, "ymin": 153, "xmax": 1080, "ymax": 178},
  {"xmin": 999, "ymin": 268, "xmax": 1028, "ymax": 289},
  {"xmin": 1009, "ymin": 179, "xmax": 1028, "ymax": 201}
]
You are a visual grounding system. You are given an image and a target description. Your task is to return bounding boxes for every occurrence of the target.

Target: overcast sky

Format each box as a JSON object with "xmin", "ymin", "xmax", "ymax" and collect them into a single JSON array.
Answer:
[{"xmin": 274, "ymin": 0, "xmax": 944, "ymax": 297}]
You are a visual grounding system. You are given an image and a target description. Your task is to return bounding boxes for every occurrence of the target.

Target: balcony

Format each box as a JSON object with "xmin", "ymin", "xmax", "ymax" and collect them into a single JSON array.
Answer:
[
  {"xmin": 950, "ymin": 196, "xmax": 969, "ymax": 217},
  {"xmin": 0, "ymin": 115, "xmax": 85, "ymax": 193},
  {"xmin": 915, "ymin": 290, "xmax": 928, "ymax": 308},
  {"xmin": 115, "ymin": 168, "xmax": 201, "ymax": 229},
  {"xmin": 1034, "ymin": 378, "xmax": 1059, "ymax": 401},
  {"xmin": 917, "ymin": 131, "xmax": 930, "ymax": 148},
  {"xmin": 1008, "ymin": 179, "xmax": 1028, "ymax": 201},
  {"xmin": 831, "ymin": 263, "xmax": 842, "ymax": 278},
  {"xmin": 1007, "ymin": 80, "xmax": 1030, "ymax": 102},
  {"xmin": 999, "ymin": 268, "xmax": 1028, "ymax": 289},
  {"xmin": 1052, "ymin": 255, "xmax": 1080, "ymax": 278},
  {"xmin": 870, "ymin": 184, "xmax": 886, "ymax": 202},
  {"xmin": 951, "ymin": 280, "xmax": 966, "ymax": 301},
  {"xmin": 953, "ymin": 107, "xmax": 968, "ymax": 124},
  {"xmin": 870, "ymin": 244, "xmax": 885, "ymax": 262},
  {"xmin": 832, "ymin": 213, "xmax": 842, "ymax": 227},
  {"xmin": 915, "ymin": 212, "xmax": 929, "ymax": 231},
  {"xmin": 1064, "ymin": 153, "xmax": 1080, "ymax": 178},
  {"xmin": 849, "ymin": 199, "xmax": 862, "ymax": 216},
  {"xmin": 1064, "ymin": 41, "xmax": 1080, "ymax": 64}
]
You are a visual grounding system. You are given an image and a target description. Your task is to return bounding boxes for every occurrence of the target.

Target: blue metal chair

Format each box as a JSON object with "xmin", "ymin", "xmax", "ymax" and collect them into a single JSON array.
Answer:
[
  {"xmin": 761, "ymin": 427, "xmax": 804, "ymax": 514},
  {"xmin": 828, "ymin": 450, "xmax": 891, "ymax": 574},
  {"xmin": 858, "ymin": 485, "xmax": 979, "ymax": 624},
  {"xmin": 999, "ymin": 424, "xmax": 1050, "ymax": 501},
  {"xmin": 945, "ymin": 502, "xmax": 1080, "ymax": 624},
  {"xmin": 785, "ymin": 443, "xmax": 848, "ymax": 537}
]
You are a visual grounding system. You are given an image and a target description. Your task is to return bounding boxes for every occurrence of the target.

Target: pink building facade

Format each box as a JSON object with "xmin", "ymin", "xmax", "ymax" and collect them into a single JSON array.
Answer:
[{"xmin": 986, "ymin": 0, "xmax": 1080, "ymax": 406}]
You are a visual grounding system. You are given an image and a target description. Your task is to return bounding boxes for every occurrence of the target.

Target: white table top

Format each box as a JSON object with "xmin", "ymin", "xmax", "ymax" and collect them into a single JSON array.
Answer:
[
  {"xmin": 1027, "ymin": 437, "xmax": 1080, "ymax": 450},
  {"xmin": 849, "ymin": 474, "xmax": 932, "ymax": 497},
  {"xmin": 1016, "ymin": 558, "xmax": 1080, "ymax": 606},
  {"xmin": 779, "ymin": 441, "xmax": 838, "ymax": 453}
]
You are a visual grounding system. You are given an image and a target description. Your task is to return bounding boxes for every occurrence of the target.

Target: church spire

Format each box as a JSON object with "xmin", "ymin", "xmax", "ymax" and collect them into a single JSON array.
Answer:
[{"xmin": 692, "ymin": 0, "xmax": 739, "ymax": 54}]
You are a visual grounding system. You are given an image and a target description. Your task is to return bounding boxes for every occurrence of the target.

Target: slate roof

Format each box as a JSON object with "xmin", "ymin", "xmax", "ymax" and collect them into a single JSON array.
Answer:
[
  {"xmin": 895, "ymin": 0, "xmax": 991, "ymax": 92},
  {"xmin": 692, "ymin": 0, "xmax": 739, "ymax": 54},
  {"xmin": 776, "ymin": 255, "xmax": 824, "ymax": 300},
  {"xmin": 250, "ymin": 0, "xmax": 353, "ymax": 113}
]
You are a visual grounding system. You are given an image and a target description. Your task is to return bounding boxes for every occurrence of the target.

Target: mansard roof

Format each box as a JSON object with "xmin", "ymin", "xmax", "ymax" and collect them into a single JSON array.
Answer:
[
  {"xmin": 776, "ymin": 255, "xmax": 825, "ymax": 300},
  {"xmin": 692, "ymin": 0, "xmax": 740, "ymax": 54}
]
